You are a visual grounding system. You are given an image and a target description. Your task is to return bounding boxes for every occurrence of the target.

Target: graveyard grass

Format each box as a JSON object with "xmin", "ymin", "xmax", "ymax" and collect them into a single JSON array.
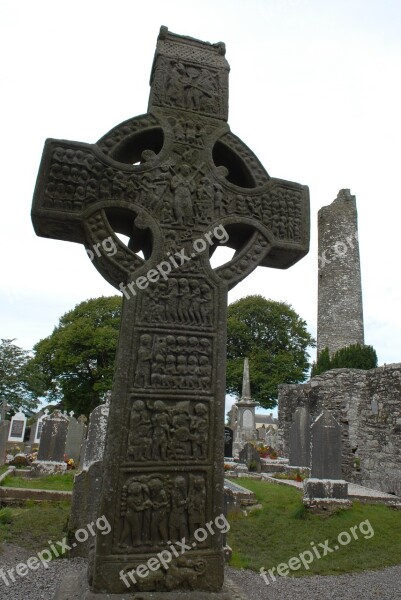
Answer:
[
  {"xmin": 0, "ymin": 501, "xmax": 70, "ymax": 550},
  {"xmin": 227, "ymin": 479, "xmax": 401, "ymax": 576},
  {"xmin": 0, "ymin": 472, "xmax": 74, "ymax": 491}
]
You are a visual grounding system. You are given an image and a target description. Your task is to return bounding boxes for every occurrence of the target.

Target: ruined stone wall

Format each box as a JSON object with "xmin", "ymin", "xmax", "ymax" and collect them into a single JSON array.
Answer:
[
  {"xmin": 317, "ymin": 189, "xmax": 364, "ymax": 356},
  {"xmin": 278, "ymin": 364, "xmax": 401, "ymax": 495}
]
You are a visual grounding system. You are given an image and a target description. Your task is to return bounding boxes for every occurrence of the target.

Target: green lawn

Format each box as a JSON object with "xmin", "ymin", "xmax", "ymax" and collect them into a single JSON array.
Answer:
[
  {"xmin": 227, "ymin": 478, "xmax": 401, "ymax": 576},
  {"xmin": 0, "ymin": 501, "xmax": 71, "ymax": 550},
  {"xmin": 0, "ymin": 466, "xmax": 9, "ymax": 476},
  {"xmin": 0, "ymin": 472, "xmax": 75, "ymax": 491}
]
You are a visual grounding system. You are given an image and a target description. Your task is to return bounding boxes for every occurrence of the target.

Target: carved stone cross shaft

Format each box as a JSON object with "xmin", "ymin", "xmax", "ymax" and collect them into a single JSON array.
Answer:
[{"xmin": 32, "ymin": 27, "xmax": 309, "ymax": 596}]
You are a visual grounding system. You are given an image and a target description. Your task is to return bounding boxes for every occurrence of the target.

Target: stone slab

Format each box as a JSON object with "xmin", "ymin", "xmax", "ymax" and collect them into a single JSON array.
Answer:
[
  {"xmin": 54, "ymin": 570, "xmax": 248, "ymax": 600},
  {"xmin": 289, "ymin": 406, "xmax": 311, "ymax": 467},
  {"xmin": 303, "ymin": 478, "xmax": 348, "ymax": 500}
]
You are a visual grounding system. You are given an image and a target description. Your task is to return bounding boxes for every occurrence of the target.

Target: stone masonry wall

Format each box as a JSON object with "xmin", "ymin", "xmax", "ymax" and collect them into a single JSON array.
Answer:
[{"xmin": 278, "ymin": 364, "xmax": 401, "ymax": 495}]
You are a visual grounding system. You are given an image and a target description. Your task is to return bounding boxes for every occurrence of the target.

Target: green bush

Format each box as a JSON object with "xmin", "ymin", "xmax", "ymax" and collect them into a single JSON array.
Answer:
[{"xmin": 311, "ymin": 344, "xmax": 378, "ymax": 377}]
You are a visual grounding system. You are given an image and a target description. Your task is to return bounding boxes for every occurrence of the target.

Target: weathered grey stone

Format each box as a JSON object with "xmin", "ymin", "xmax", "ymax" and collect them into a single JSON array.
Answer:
[
  {"xmin": 317, "ymin": 189, "xmax": 364, "ymax": 356},
  {"xmin": 224, "ymin": 427, "xmax": 233, "ymax": 458},
  {"xmin": 32, "ymin": 26, "xmax": 309, "ymax": 597},
  {"xmin": 69, "ymin": 461, "xmax": 103, "ymax": 557},
  {"xmin": 233, "ymin": 358, "xmax": 258, "ymax": 456},
  {"xmin": 289, "ymin": 406, "xmax": 311, "ymax": 467},
  {"xmin": 54, "ymin": 569, "xmax": 248, "ymax": 600},
  {"xmin": 311, "ymin": 410, "xmax": 342, "ymax": 479},
  {"xmin": 279, "ymin": 364, "xmax": 401, "ymax": 495},
  {"xmin": 37, "ymin": 410, "xmax": 69, "ymax": 461},
  {"xmin": 83, "ymin": 402, "xmax": 109, "ymax": 469},
  {"xmin": 0, "ymin": 420, "xmax": 11, "ymax": 465},
  {"xmin": 65, "ymin": 413, "xmax": 86, "ymax": 464},
  {"xmin": 239, "ymin": 443, "xmax": 261, "ymax": 473},
  {"xmin": 303, "ymin": 478, "xmax": 348, "ymax": 500}
]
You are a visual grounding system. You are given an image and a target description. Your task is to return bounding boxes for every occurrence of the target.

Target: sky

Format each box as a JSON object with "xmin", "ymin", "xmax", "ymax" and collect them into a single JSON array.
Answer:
[{"xmin": 1, "ymin": 0, "xmax": 400, "ymax": 415}]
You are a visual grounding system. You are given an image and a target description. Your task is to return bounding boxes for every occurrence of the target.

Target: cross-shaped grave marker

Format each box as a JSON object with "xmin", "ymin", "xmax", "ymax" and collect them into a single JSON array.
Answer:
[{"xmin": 32, "ymin": 27, "xmax": 309, "ymax": 597}]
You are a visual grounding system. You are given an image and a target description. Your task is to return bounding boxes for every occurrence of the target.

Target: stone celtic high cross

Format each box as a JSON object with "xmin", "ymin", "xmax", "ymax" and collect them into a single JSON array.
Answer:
[{"xmin": 32, "ymin": 27, "xmax": 309, "ymax": 596}]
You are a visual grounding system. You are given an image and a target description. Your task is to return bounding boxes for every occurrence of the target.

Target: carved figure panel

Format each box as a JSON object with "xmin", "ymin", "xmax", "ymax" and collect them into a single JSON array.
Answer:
[
  {"xmin": 119, "ymin": 473, "xmax": 207, "ymax": 550},
  {"xmin": 127, "ymin": 399, "xmax": 209, "ymax": 462},
  {"xmin": 141, "ymin": 277, "xmax": 212, "ymax": 327},
  {"xmin": 134, "ymin": 333, "xmax": 212, "ymax": 391}
]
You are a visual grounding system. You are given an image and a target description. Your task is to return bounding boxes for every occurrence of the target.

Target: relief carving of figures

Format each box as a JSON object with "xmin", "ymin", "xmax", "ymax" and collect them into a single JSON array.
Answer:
[
  {"xmin": 188, "ymin": 475, "xmax": 206, "ymax": 537},
  {"xmin": 169, "ymin": 476, "xmax": 189, "ymax": 541},
  {"xmin": 149, "ymin": 477, "xmax": 169, "ymax": 543},
  {"xmin": 127, "ymin": 400, "xmax": 152, "ymax": 460},
  {"xmin": 127, "ymin": 400, "xmax": 209, "ymax": 461},
  {"xmin": 142, "ymin": 278, "xmax": 212, "ymax": 326},
  {"xmin": 119, "ymin": 473, "xmax": 207, "ymax": 548},
  {"xmin": 170, "ymin": 164, "xmax": 195, "ymax": 225},
  {"xmin": 134, "ymin": 334, "xmax": 153, "ymax": 388},
  {"xmin": 190, "ymin": 403, "xmax": 209, "ymax": 459},
  {"xmin": 231, "ymin": 188, "xmax": 302, "ymax": 242},
  {"xmin": 165, "ymin": 61, "xmax": 218, "ymax": 114},
  {"xmin": 120, "ymin": 478, "xmax": 152, "ymax": 547}
]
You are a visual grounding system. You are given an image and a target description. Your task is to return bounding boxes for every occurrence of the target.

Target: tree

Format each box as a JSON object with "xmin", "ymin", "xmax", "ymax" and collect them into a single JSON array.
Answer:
[
  {"xmin": 311, "ymin": 344, "xmax": 378, "ymax": 377},
  {"xmin": 30, "ymin": 296, "xmax": 122, "ymax": 416},
  {"xmin": 0, "ymin": 339, "xmax": 42, "ymax": 413},
  {"xmin": 226, "ymin": 295, "xmax": 315, "ymax": 408}
]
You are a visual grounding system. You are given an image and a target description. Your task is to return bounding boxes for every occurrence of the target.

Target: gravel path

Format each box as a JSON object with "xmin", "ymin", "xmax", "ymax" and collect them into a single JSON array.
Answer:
[
  {"xmin": 226, "ymin": 565, "xmax": 401, "ymax": 599},
  {"xmin": 0, "ymin": 543, "xmax": 86, "ymax": 600},
  {"xmin": 1, "ymin": 543, "xmax": 400, "ymax": 599}
]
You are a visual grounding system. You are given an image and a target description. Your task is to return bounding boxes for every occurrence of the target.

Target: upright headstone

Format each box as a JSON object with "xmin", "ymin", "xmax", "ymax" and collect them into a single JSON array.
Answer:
[
  {"xmin": 65, "ymin": 412, "xmax": 86, "ymax": 464},
  {"xmin": 239, "ymin": 442, "xmax": 261, "ymax": 473},
  {"xmin": 224, "ymin": 427, "xmax": 233, "ymax": 458},
  {"xmin": 83, "ymin": 401, "xmax": 110, "ymax": 469},
  {"xmin": 34, "ymin": 410, "xmax": 69, "ymax": 474},
  {"xmin": 8, "ymin": 408, "xmax": 27, "ymax": 444},
  {"xmin": 69, "ymin": 401, "xmax": 110, "ymax": 556},
  {"xmin": 30, "ymin": 408, "xmax": 50, "ymax": 446},
  {"xmin": 311, "ymin": 410, "xmax": 342, "ymax": 479},
  {"xmin": 33, "ymin": 27, "xmax": 309, "ymax": 597},
  {"xmin": 0, "ymin": 400, "xmax": 10, "ymax": 465},
  {"xmin": 289, "ymin": 406, "xmax": 311, "ymax": 467},
  {"xmin": 304, "ymin": 411, "xmax": 349, "ymax": 507}
]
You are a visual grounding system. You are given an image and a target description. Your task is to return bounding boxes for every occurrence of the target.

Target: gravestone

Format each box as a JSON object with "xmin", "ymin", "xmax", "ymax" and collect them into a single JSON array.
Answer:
[
  {"xmin": 32, "ymin": 27, "xmax": 309, "ymax": 598},
  {"xmin": 304, "ymin": 410, "xmax": 349, "ymax": 508},
  {"xmin": 224, "ymin": 427, "xmax": 233, "ymax": 458},
  {"xmin": 239, "ymin": 443, "xmax": 261, "ymax": 473},
  {"xmin": 65, "ymin": 411, "xmax": 86, "ymax": 464},
  {"xmin": 30, "ymin": 408, "xmax": 50, "ymax": 446},
  {"xmin": 289, "ymin": 406, "xmax": 311, "ymax": 467},
  {"xmin": 69, "ymin": 401, "xmax": 110, "ymax": 557},
  {"xmin": 34, "ymin": 410, "xmax": 69, "ymax": 474},
  {"xmin": 0, "ymin": 421, "xmax": 10, "ymax": 465},
  {"xmin": 311, "ymin": 410, "xmax": 342, "ymax": 479},
  {"xmin": 0, "ymin": 400, "xmax": 10, "ymax": 465},
  {"xmin": 83, "ymin": 400, "xmax": 110, "ymax": 469},
  {"xmin": 8, "ymin": 408, "xmax": 27, "ymax": 443}
]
